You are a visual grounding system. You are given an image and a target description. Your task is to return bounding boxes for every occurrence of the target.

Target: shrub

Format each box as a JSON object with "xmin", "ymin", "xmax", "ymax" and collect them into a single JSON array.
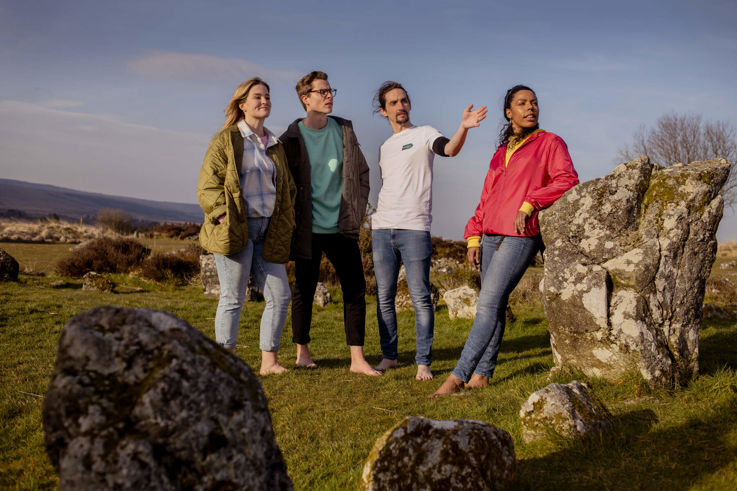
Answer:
[
  {"xmin": 56, "ymin": 237, "xmax": 151, "ymax": 278},
  {"xmin": 97, "ymin": 209, "xmax": 133, "ymax": 235},
  {"xmin": 140, "ymin": 243, "xmax": 203, "ymax": 285},
  {"xmin": 152, "ymin": 222, "xmax": 201, "ymax": 240}
]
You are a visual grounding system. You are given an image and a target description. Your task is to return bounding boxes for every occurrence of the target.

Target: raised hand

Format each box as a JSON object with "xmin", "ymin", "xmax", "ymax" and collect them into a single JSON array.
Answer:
[{"xmin": 461, "ymin": 104, "xmax": 488, "ymax": 129}]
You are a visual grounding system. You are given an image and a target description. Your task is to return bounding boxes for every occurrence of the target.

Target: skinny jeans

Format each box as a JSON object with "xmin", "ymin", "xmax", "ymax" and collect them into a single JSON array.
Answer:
[
  {"xmin": 451, "ymin": 234, "xmax": 538, "ymax": 382},
  {"xmin": 214, "ymin": 217, "xmax": 291, "ymax": 351},
  {"xmin": 372, "ymin": 229, "xmax": 434, "ymax": 366},
  {"xmin": 291, "ymin": 233, "xmax": 366, "ymax": 346}
]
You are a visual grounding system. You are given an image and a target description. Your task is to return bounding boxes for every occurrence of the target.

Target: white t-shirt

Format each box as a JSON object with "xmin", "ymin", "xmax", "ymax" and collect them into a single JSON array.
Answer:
[{"xmin": 371, "ymin": 125, "xmax": 444, "ymax": 231}]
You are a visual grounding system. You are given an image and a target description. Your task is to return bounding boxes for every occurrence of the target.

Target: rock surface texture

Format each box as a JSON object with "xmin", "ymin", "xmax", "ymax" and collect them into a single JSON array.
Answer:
[
  {"xmin": 0, "ymin": 248, "xmax": 19, "ymax": 281},
  {"xmin": 519, "ymin": 381, "xmax": 613, "ymax": 443},
  {"xmin": 360, "ymin": 416, "xmax": 516, "ymax": 490},
  {"xmin": 81, "ymin": 271, "xmax": 114, "ymax": 292},
  {"xmin": 539, "ymin": 157, "xmax": 730, "ymax": 387},
  {"xmin": 43, "ymin": 306, "xmax": 292, "ymax": 490},
  {"xmin": 199, "ymin": 254, "xmax": 220, "ymax": 298},
  {"xmin": 443, "ymin": 285, "xmax": 479, "ymax": 320},
  {"xmin": 199, "ymin": 253, "xmax": 263, "ymax": 301},
  {"xmin": 313, "ymin": 282, "xmax": 332, "ymax": 306}
]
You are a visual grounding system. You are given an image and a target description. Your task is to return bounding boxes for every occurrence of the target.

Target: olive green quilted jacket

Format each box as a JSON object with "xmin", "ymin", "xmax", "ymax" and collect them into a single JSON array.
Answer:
[{"xmin": 196, "ymin": 126, "xmax": 296, "ymax": 262}]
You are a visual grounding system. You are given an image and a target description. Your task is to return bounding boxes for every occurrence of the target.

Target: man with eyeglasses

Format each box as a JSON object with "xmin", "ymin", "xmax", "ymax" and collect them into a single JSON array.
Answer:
[
  {"xmin": 371, "ymin": 81, "xmax": 487, "ymax": 381},
  {"xmin": 280, "ymin": 71, "xmax": 380, "ymax": 376}
]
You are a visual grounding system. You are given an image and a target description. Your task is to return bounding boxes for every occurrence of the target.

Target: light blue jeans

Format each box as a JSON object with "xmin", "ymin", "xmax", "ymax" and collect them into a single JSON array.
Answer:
[
  {"xmin": 214, "ymin": 217, "xmax": 291, "ymax": 351},
  {"xmin": 372, "ymin": 229, "xmax": 434, "ymax": 366},
  {"xmin": 451, "ymin": 234, "xmax": 539, "ymax": 382}
]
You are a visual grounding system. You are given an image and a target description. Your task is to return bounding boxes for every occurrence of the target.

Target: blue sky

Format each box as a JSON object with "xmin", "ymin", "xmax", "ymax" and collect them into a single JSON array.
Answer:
[{"xmin": 1, "ymin": 0, "xmax": 736, "ymax": 240}]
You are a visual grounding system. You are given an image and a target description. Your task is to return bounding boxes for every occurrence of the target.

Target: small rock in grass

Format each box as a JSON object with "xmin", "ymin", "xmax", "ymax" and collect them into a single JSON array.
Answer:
[
  {"xmin": 360, "ymin": 416, "xmax": 516, "ymax": 490},
  {"xmin": 519, "ymin": 380, "xmax": 613, "ymax": 443}
]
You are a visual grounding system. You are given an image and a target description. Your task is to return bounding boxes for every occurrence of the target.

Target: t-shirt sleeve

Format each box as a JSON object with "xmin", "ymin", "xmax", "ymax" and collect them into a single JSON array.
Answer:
[{"xmin": 424, "ymin": 126, "xmax": 444, "ymax": 152}]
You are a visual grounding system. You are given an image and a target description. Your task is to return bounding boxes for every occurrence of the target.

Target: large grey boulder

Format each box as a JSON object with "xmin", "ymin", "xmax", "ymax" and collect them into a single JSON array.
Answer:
[
  {"xmin": 43, "ymin": 306, "xmax": 291, "ymax": 490},
  {"xmin": 540, "ymin": 157, "xmax": 730, "ymax": 388},
  {"xmin": 360, "ymin": 416, "xmax": 516, "ymax": 490},
  {"xmin": 519, "ymin": 381, "xmax": 613, "ymax": 443}
]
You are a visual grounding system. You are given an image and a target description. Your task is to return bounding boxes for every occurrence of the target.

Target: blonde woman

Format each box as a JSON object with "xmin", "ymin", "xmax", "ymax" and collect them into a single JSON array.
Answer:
[{"xmin": 197, "ymin": 78, "xmax": 296, "ymax": 375}]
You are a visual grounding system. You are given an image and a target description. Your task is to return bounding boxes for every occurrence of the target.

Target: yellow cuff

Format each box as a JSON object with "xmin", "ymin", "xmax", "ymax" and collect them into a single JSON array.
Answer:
[
  {"xmin": 467, "ymin": 236, "xmax": 481, "ymax": 248},
  {"xmin": 520, "ymin": 202, "xmax": 535, "ymax": 216}
]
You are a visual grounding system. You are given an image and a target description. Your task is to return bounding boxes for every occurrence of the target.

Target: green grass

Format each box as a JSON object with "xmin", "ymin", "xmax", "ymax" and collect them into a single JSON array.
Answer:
[{"xmin": 1, "ymin": 241, "xmax": 737, "ymax": 489}]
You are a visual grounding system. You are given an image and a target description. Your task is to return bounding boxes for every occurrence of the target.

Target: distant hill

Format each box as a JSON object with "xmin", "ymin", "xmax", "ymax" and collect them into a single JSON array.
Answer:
[{"xmin": 0, "ymin": 178, "xmax": 202, "ymax": 224}]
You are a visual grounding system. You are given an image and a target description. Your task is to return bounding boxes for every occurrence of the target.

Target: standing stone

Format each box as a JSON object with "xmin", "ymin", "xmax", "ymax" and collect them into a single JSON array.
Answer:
[
  {"xmin": 0, "ymin": 248, "xmax": 19, "ymax": 281},
  {"xmin": 519, "ymin": 381, "xmax": 613, "ymax": 443},
  {"xmin": 443, "ymin": 285, "xmax": 479, "ymax": 320},
  {"xmin": 199, "ymin": 253, "xmax": 264, "ymax": 301},
  {"xmin": 199, "ymin": 254, "xmax": 220, "ymax": 298},
  {"xmin": 82, "ymin": 271, "xmax": 114, "ymax": 292},
  {"xmin": 360, "ymin": 416, "xmax": 516, "ymax": 490},
  {"xmin": 540, "ymin": 157, "xmax": 730, "ymax": 387},
  {"xmin": 43, "ymin": 306, "xmax": 292, "ymax": 490},
  {"xmin": 313, "ymin": 282, "xmax": 332, "ymax": 306}
]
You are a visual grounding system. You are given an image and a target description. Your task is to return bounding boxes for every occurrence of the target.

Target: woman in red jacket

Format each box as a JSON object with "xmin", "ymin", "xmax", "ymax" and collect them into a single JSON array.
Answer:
[{"xmin": 433, "ymin": 85, "xmax": 579, "ymax": 396}]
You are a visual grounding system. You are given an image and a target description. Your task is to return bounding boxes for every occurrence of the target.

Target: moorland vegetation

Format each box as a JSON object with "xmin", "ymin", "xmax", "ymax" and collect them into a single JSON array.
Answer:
[{"xmin": 1, "ymin": 217, "xmax": 736, "ymax": 489}]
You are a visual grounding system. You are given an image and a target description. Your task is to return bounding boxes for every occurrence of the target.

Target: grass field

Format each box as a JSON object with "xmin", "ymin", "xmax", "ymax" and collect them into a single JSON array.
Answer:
[{"xmin": 1, "ymin": 240, "xmax": 736, "ymax": 490}]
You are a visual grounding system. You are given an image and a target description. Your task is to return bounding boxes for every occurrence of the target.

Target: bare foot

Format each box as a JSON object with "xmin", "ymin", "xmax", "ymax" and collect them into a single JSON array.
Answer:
[
  {"xmin": 260, "ymin": 351, "xmax": 288, "ymax": 375},
  {"xmin": 375, "ymin": 358, "xmax": 399, "ymax": 371},
  {"xmin": 415, "ymin": 365, "xmax": 433, "ymax": 381},
  {"xmin": 430, "ymin": 374, "xmax": 465, "ymax": 397},
  {"xmin": 350, "ymin": 346, "xmax": 382, "ymax": 376},
  {"xmin": 466, "ymin": 373, "xmax": 489, "ymax": 389},
  {"xmin": 260, "ymin": 363, "xmax": 288, "ymax": 375},
  {"xmin": 295, "ymin": 343, "xmax": 317, "ymax": 368}
]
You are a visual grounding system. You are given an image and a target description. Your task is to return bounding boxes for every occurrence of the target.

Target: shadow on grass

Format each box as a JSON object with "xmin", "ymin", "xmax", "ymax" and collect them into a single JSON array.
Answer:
[
  {"xmin": 699, "ymin": 328, "xmax": 737, "ymax": 374},
  {"xmin": 517, "ymin": 398, "xmax": 737, "ymax": 490},
  {"xmin": 312, "ymin": 346, "xmax": 465, "ymax": 369},
  {"xmin": 501, "ymin": 332, "xmax": 550, "ymax": 353}
]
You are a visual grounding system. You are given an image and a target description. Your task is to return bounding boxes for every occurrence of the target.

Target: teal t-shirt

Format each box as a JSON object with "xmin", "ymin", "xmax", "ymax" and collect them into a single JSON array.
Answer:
[{"xmin": 298, "ymin": 118, "xmax": 344, "ymax": 233}]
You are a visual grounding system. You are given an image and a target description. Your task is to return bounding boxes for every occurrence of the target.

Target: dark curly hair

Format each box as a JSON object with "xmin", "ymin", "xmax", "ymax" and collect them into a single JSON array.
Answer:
[
  {"xmin": 373, "ymin": 81, "xmax": 411, "ymax": 115},
  {"xmin": 498, "ymin": 85, "xmax": 538, "ymax": 147}
]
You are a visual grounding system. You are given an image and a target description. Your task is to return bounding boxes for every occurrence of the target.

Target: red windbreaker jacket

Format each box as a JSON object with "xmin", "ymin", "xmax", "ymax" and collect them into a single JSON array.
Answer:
[{"xmin": 464, "ymin": 130, "xmax": 579, "ymax": 238}]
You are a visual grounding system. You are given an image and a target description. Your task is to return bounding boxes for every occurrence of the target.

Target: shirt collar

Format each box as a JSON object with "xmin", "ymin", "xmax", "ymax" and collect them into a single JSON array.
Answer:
[{"xmin": 237, "ymin": 120, "xmax": 279, "ymax": 148}]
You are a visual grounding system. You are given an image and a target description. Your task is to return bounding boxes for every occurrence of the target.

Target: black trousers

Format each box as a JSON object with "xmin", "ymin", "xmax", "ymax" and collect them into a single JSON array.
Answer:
[{"xmin": 291, "ymin": 233, "xmax": 366, "ymax": 346}]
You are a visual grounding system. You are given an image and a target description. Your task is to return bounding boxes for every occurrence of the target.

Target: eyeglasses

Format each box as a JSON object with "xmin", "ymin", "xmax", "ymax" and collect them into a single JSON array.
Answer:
[{"xmin": 308, "ymin": 88, "xmax": 337, "ymax": 98}]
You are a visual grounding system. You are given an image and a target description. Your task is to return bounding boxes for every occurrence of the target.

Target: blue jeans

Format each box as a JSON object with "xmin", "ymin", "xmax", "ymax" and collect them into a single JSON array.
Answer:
[
  {"xmin": 372, "ymin": 229, "xmax": 434, "ymax": 366},
  {"xmin": 214, "ymin": 218, "xmax": 291, "ymax": 351},
  {"xmin": 451, "ymin": 234, "xmax": 538, "ymax": 382}
]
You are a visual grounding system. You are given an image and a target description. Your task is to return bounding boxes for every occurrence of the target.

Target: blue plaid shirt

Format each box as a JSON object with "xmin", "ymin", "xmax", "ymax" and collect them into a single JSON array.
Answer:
[{"xmin": 237, "ymin": 120, "xmax": 278, "ymax": 218}]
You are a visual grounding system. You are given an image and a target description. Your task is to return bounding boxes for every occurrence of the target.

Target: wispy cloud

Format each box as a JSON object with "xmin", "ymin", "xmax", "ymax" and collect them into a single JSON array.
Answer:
[
  {"xmin": 127, "ymin": 51, "xmax": 301, "ymax": 84},
  {"xmin": 550, "ymin": 53, "xmax": 635, "ymax": 73}
]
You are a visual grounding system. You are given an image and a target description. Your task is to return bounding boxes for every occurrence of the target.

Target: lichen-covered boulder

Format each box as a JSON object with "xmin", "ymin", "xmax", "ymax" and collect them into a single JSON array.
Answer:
[
  {"xmin": 81, "ymin": 271, "xmax": 114, "ymax": 292},
  {"xmin": 0, "ymin": 248, "xmax": 19, "ymax": 281},
  {"xmin": 539, "ymin": 157, "xmax": 730, "ymax": 387},
  {"xmin": 443, "ymin": 285, "xmax": 479, "ymax": 320},
  {"xmin": 313, "ymin": 281, "xmax": 332, "ymax": 306},
  {"xmin": 43, "ymin": 306, "xmax": 292, "ymax": 490},
  {"xmin": 519, "ymin": 381, "xmax": 613, "ymax": 443},
  {"xmin": 360, "ymin": 416, "xmax": 516, "ymax": 490}
]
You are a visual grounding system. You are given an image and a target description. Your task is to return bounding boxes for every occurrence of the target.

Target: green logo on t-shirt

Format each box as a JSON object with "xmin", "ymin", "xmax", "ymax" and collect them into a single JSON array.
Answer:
[{"xmin": 402, "ymin": 143, "xmax": 413, "ymax": 151}]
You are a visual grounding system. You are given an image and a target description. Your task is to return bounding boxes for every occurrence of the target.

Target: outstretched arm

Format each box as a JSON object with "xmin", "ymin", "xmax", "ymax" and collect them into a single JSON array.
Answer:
[{"xmin": 443, "ymin": 104, "xmax": 488, "ymax": 157}]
